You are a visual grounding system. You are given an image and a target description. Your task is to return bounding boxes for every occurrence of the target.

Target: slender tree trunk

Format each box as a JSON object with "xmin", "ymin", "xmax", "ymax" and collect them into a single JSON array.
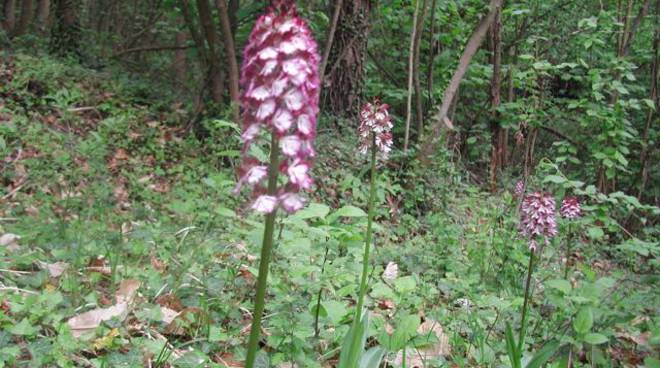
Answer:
[
  {"xmin": 196, "ymin": 0, "xmax": 224, "ymax": 104},
  {"xmin": 2, "ymin": 0, "xmax": 16, "ymax": 33},
  {"xmin": 426, "ymin": 0, "xmax": 438, "ymax": 110},
  {"xmin": 319, "ymin": 0, "xmax": 343, "ymax": 90},
  {"xmin": 419, "ymin": 0, "xmax": 503, "ymax": 162},
  {"xmin": 13, "ymin": 0, "xmax": 34, "ymax": 37},
  {"xmin": 228, "ymin": 0, "xmax": 238, "ymax": 33},
  {"xmin": 322, "ymin": 0, "xmax": 372, "ymax": 118},
  {"xmin": 173, "ymin": 24, "xmax": 187, "ymax": 87},
  {"xmin": 637, "ymin": 0, "xmax": 658, "ymax": 199},
  {"xmin": 50, "ymin": 0, "xmax": 81, "ymax": 57},
  {"xmin": 414, "ymin": 0, "xmax": 429, "ymax": 143},
  {"xmin": 404, "ymin": 0, "xmax": 420, "ymax": 152},
  {"xmin": 215, "ymin": 0, "xmax": 240, "ymax": 122},
  {"xmin": 488, "ymin": 8, "xmax": 502, "ymax": 193},
  {"xmin": 35, "ymin": 0, "xmax": 50, "ymax": 33}
]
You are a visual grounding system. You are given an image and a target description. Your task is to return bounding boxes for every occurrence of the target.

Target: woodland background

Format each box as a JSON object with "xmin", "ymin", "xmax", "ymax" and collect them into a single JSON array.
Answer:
[{"xmin": 0, "ymin": 0, "xmax": 658, "ymax": 367}]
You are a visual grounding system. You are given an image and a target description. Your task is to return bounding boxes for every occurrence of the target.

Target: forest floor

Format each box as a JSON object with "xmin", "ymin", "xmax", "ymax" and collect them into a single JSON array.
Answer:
[{"xmin": 0, "ymin": 54, "xmax": 657, "ymax": 367}]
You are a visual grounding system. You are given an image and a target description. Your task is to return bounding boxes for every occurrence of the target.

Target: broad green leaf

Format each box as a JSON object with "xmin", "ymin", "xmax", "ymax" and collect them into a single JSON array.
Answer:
[
  {"xmin": 338, "ymin": 311, "xmax": 370, "ymax": 368},
  {"xmin": 526, "ymin": 340, "xmax": 560, "ymax": 368},
  {"xmin": 587, "ymin": 227, "xmax": 604, "ymax": 240},
  {"xmin": 9, "ymin": 319, "xmax": 37, "ymax": 336},
  {"xmin": 543, "ymin": 175, "xmax": 566, "ymax": 184},
  {"xmin": 333, "ymin": 205, "xmax": 367, "ymax": 218},
  {"xmin": 394, "ymin": 276, "xmax": 416, "ymax": 293},
  {"xmin": 546, "ymin": 279, "xmax": 572, "ymax": 294},
  {"xmin": 573, "ymin": 307, "xmax": 593, "ymax": 335},
  {"xmin": 322, "ymin": 300, "xmax": 348, "ymax": 325},
  {"xmin": 294, "ymin": 203, "xmax": 330, "ymax": 219},
  {"xmin": 359, "ymin": 346, "xmax": 387, "ymax": 368},
  {"xmin": 583, "ymin": 333, "xmax": 608, "ymax": 345},
  {"xmin": 173, "ymin": 350, "xmax": 207, "ymax": 368},
  {"xmin": 505, "ymin": 322, "xmax": 521, "ymax": 368}
]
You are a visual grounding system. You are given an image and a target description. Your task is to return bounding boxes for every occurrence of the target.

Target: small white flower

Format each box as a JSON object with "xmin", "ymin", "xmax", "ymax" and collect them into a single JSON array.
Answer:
[
  {"xmin": 287, "ymin": 160, "xmax": 312, "ymax": 189},
  {"xmin": 280, "ymin": 135, "xmax": 302, "ymax": 156},
  {"xmin": 252, "ymin": 195, "xmax": 278, "ymax": 214},
  {"xmin": 273, "ymin": 109, "xmax": 294, "ymax": 132},
  {"xmin": 280, "ymin": 193, "xmax": 305, "ymax": 213},
  {"xmin": 382, "ymin": 262, "xmax": 399, "ymax": 281},
  {"xmin": 245, "ymin": 166, "xmax": 268, "ymax": 184}
]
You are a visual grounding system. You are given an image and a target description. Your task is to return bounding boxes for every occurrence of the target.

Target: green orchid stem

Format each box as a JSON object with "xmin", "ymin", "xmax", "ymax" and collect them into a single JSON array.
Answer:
[
  {"xmin": 245, "ymin": 134, "xmax": 280, "ymax": 368},
  {"xmin": 518, "ymin": 247, "xmax": 536, "ymax": 355},
  {"xmin": 564, "ymin": 223, "xmax": 573, "ymax": 280},
  {"xmin": 355, "ymin": 134, "xmax": 378, "ymax": 321},
  {"xmin": 344, "ymin": 134, "xmax": 378, "ymax": 365}
]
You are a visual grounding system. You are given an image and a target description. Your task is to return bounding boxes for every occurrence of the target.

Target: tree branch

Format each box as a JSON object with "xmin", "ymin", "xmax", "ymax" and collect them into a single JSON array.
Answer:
[
  {"xmin": 111, "ymin": 44, "xmax": 193, "ymax": 58},
  {"xmin": 418, "ymin": 0, "xmax": 503, "ymax": 162}
]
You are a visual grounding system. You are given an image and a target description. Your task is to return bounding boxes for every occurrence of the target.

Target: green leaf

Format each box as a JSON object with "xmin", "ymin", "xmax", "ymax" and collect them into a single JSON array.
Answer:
[
  {"xmin": 173, "ymin": 350, "xmax": 207, "ymax": 368},
  {"xmin": 294, "ymin": 203, "xmax": 330, "ymax": 220},
  {"xmin": 587, "ymin": 227, "xmax": 604, "ymax": 240},
  {"xmin": 525, "ymin": 340, "xmax": 560, "ymax": 368},
  {"xmin": 384, "ymin": 314, "xmax": 420, "ymax": 351},
  {"xmin": 214, "ymin": 206, "xmax": 236, "ymax": 218},
  {"xmin": 333, "ymin": 205, "xmax": 367, "ymax": 218},
  {"xmin": 543, "ymin": 175, "xmax": 566, "ymax": 184},
  {"xmin": 9, "ymin": 319, "xmax": 37, "ymax": 336},
  {"xmin": 583, "ymin": 333, "xmax": 608, "ymax": 345},
  {"xmin": 338, "ymin": 311, "xmax": 370, "ymax": 368},
  {"xmin": 322, "ymin": 300, "xmax": 348, "ymax": 325},
  {"xmin": 573, "ymin": 307, "xmax": 593, "ymax": 335},
  {"xmin": 359, "ymin": 346, "xmax": 387, "ymax": 368},
  {"xmin": 546, "ymin": 279, "xmax": 572, "ymax": 294},
  {"xmin": 505, "ymin": 322, "xmax": 521, "ymax": 368},
  {"xmin": 394, "ymin": 276, "xmax": 416, "ymax": 293}
]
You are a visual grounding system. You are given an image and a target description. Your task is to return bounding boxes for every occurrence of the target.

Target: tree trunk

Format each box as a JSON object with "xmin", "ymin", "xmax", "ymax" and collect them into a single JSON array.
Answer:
[
  {"xmin": 228, "ymin": 0, "xmax": 238, "ymax": 34},
  {"xmin": 637, "ymin": 0, "xmax": 658, "ymax": 199},
  {"xmin": 2, "ymin": 0, "xmax": 16, "ymax": 33},
  {"xmin": 50, "ymin": 0, "xmax": 81, "ymax": 57},
  {"xmin": 404, "ymin": 0, "xmax": 420, "ymax": 152},
  {"xmin": 419, "ymin": 0, "xmax": 503, "ymax": 163},
  {"xmin": 414, "ymin": 0, "xmax": 429, "ymax": 143},
  {"xmin": 13, "ymin": 0, "xmax": 34, "ymax": 37},
  {"xmin": 196, "ymin": 0, "xmax": 224, "ymax": 104},
  {"xmin": 173, "ymin": 24, "xmax": 187, "ymax": 87},
  {"xmin": 35, "ymin": 0, "xmax": 50, "ymax": 33},
  {"xmin": 319, "ymin": 0, "xmax": 342, "ymax": 90},
  {"xmin": 488, "ymin": 7, "xmax": 502, "ymax": 193},
  {"xmin": 215, "ymin": 0, "xmax": 240, "ymax": 122},
  {"xmin": 426, "ymin": 0, "xmax": 438, "ymax": 110},
  {"xmin": 322, "ymin": 0, "xmax": 372, "ymax": 118}
]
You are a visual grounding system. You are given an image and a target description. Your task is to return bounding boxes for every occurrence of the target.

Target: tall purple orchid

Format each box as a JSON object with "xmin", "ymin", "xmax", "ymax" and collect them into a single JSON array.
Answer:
[
  {"xmin": 507, "ymin": 191, "xmax": 558, "ymax": 367},
  {"xmin": 237, "ymin": 2, "xmax": 319, "ymax": 366},
  {"xmin": 236, "ymin": 0, "xmax": 320, "ymax": 215}
]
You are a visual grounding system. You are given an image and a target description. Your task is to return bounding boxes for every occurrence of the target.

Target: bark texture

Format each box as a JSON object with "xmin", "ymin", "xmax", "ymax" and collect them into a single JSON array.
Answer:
[
  {"xmin": 50, "ymin": 0, "xmax": 81, "ymax": 57},
  {"xmin": 322, "ymin": 0, "xmax": 372, "ymax": 118}
]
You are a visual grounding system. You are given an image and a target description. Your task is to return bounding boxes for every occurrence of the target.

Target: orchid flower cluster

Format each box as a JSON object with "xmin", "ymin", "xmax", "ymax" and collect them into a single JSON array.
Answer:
[
  {"xmin": 235, "ymin": 0, "xmax": 320, "ymax": 215},
  {"xmin": 514, "ymin": 180, "xmax": 525, "ymax": 198},
  {"xmin": 560, "ymin": 196, "xmax": 581, "ymax": 219},
  {"xmin": 520, "ymin": 192, "xmax": 558, "ymax": 251},
  {"xmin": 358, "ymin": 100, "xmax": 393, "ymax": 157}
]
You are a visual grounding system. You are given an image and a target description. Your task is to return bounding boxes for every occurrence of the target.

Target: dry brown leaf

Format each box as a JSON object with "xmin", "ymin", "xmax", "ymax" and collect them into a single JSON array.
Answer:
[
  {"xmin": 391, "ymin": 319, "xmax": 451, "ymax": 367},
  {"xmin": 115, "ymin": 279, "xmax": 140, "ymax": 304},
  {"xmin": 37, "ymin": 261, "xmax": 69, "ymax": 277},
  {"xmin": 212, "ymin": 352, "xmax": 244, "ymax": 367},
  {"xmin": 67, "ymin": 303, "xmax": 129, "ymax": 338},
  {"xmin": 160, "ymin": 306, "xmax": 181, "ymax": 324},
  {"xmin": 0, "ymin": 233, "xmax": 20, "ymax": 247}
]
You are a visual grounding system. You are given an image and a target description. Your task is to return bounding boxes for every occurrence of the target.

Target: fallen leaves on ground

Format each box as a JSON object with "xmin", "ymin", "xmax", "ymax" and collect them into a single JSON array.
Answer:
[
  {"xmin": 390, "ymin": 319, "xmax": 451, "ymax": 367},
  {"xmin": 66, "ymin": 279, "xmax": 141, "ymax": 338}
]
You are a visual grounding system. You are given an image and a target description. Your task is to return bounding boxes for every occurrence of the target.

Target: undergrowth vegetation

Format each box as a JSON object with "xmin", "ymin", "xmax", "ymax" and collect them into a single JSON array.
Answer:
[{"xmin": 0, "ymin": 49, "xmax": 658, "ymax": 368}]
